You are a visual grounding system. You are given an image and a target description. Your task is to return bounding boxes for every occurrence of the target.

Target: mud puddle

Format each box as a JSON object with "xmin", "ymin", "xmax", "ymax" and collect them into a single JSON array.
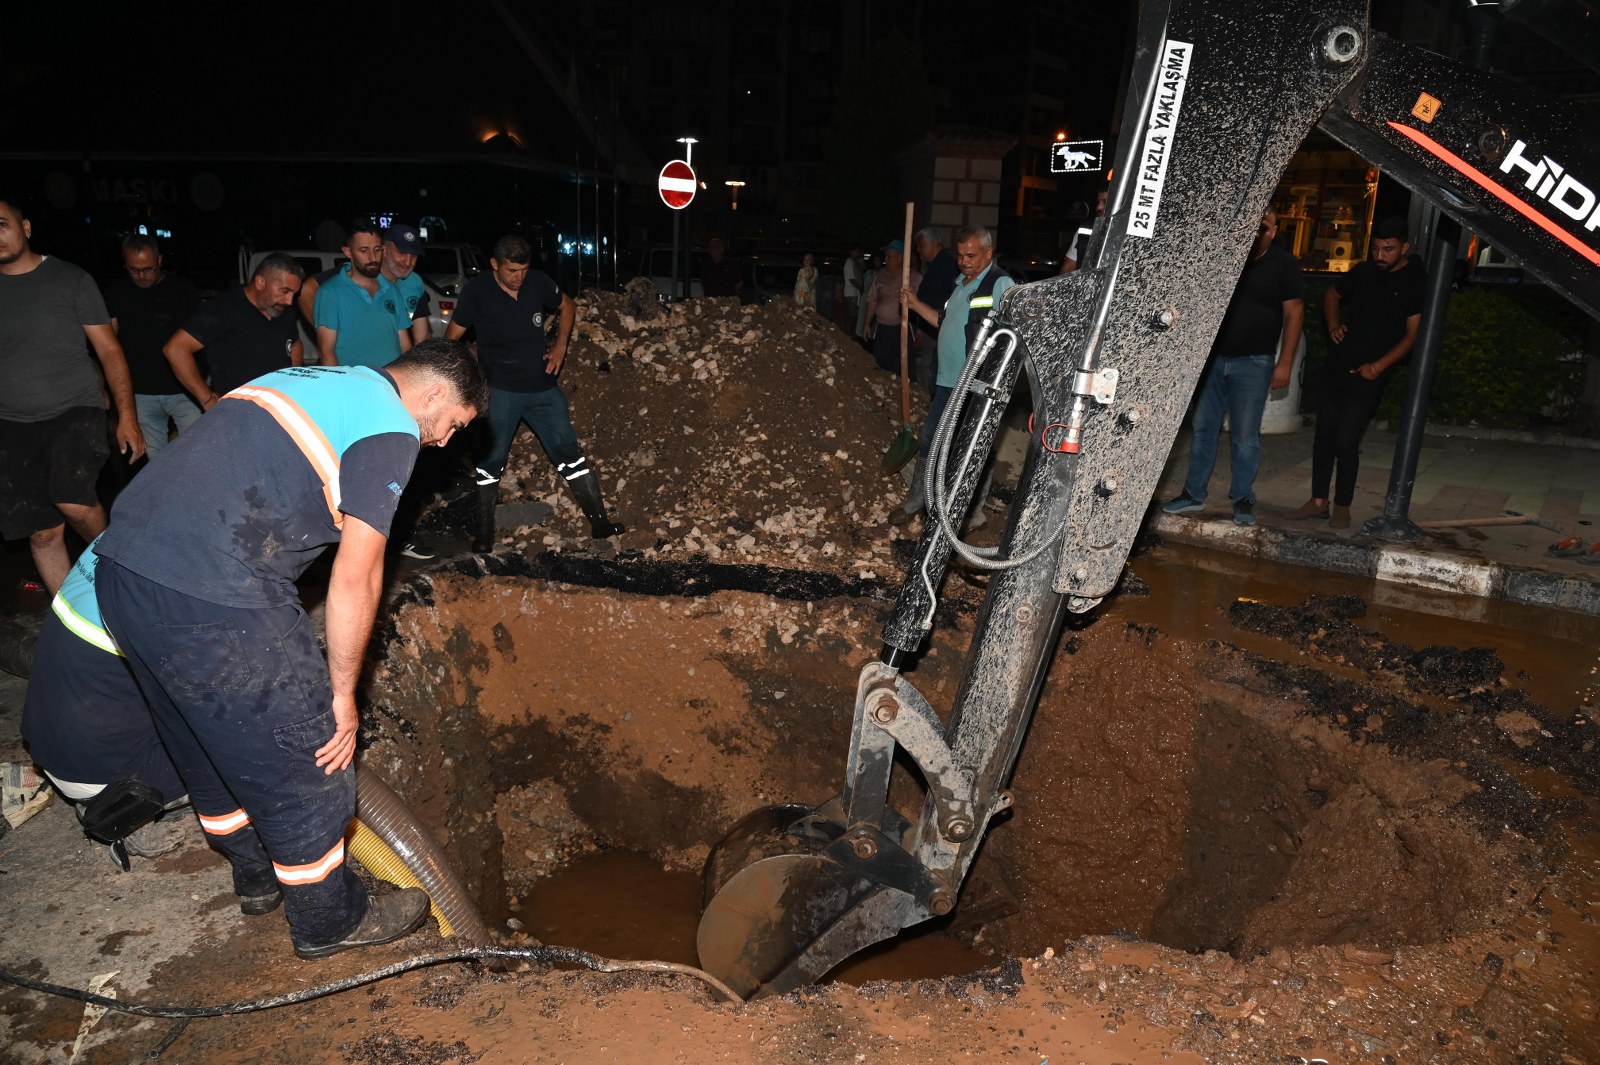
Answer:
[{"xmin": 1127, "ymin": 541, "xmax": 1600, "ymax": 713}]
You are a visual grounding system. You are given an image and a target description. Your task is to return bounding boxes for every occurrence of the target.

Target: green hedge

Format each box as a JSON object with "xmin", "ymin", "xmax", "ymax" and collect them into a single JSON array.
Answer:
[{"xmin": 1298, "ymin": 277, "xmax": 1587, "ymax": 428}]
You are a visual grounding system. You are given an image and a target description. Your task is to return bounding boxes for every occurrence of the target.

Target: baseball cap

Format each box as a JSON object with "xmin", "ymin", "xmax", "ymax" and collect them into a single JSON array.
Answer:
[
  {"xmin": 882, "ymin": 239, "xmax": 905, "ymax": 253},
  {"xmin": 384, "ymin": 224, "xmax": 424, "ymax": 254}
]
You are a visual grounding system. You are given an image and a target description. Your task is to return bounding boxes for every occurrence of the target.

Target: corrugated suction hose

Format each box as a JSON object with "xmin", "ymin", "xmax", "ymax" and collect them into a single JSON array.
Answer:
[{"xmin": 351, "ymin": 766, "xmax": 492, "ymax": 945}]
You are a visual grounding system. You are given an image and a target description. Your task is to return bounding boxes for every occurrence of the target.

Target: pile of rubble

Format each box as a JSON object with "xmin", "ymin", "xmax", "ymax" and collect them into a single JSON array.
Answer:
[{"xmin": 493, "ymin": 290, "xmax": 926, "ymax": 579}]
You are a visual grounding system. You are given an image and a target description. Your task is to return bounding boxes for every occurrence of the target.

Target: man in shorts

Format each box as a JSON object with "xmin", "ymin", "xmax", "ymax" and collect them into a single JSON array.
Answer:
[{"xmin": 0, "ymin": 196, "xmax": 145, "ymax": 594}]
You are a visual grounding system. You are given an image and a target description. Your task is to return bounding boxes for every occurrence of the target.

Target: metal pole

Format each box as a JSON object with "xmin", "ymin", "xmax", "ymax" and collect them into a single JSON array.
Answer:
[
  {"xmin": 672, "ymin": 207, "xmax": 682, "ymax": 302},
  {"xmin": 1362, "ymin": 216, "xmax": 1461, "ymax": 543},
  {"xmin": 1363, "ymin": 2, "xmax": 1496, "ymax": 544}
]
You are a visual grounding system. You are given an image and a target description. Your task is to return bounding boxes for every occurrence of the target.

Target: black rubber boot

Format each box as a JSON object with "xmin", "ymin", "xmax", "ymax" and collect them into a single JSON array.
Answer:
[
  {"xmin": 473, "ymin": 480, "xmax": 500, "ymax": 553},
  {"xmin": 568, "ymin": 470, "xmax": 625, "ymax": 539}
]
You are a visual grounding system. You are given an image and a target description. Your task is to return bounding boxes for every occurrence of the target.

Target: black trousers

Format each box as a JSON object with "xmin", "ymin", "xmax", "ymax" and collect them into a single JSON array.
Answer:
[{"xmin": 1312, "ymin": 365, "xmax": 1388, "ymax": 507}]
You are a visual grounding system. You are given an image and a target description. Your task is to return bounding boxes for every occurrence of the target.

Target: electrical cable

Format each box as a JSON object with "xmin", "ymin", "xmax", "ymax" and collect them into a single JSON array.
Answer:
[{"xmin": 0, "ymin": 944, "xmax": 744, "ymax": 1021}]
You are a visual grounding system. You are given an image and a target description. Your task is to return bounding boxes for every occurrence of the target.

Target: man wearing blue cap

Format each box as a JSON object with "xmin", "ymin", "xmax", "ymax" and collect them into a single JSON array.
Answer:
[
  {"xmin": 381, "ymin": 223, "xmax": 433, "ymax": 348},
  {"xmin": 864, "ymin": 240, "xmax": 921, "ymax": 377}
]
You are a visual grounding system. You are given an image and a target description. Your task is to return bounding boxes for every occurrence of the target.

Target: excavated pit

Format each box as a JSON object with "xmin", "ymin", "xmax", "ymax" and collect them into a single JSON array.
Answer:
[{"xmin": 355, "ymin": 559, "xmax": 1546, "ymax": 980}]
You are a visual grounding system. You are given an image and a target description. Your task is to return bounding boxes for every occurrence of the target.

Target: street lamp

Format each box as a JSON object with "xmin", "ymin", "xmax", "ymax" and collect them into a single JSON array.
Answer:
[
  {"xmin": 725, "ymin": 180, "xmax": 747, "ymax": 254},
  {"xmin": 676, "ymin": 136, "xmax": 698, "ymax": 165}
]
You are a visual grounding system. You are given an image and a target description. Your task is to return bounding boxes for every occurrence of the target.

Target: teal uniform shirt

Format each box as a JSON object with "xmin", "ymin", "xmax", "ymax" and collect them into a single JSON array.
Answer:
[
  {"xmin": 312, "ymin": 266, "xmax": 409, "ymax": 368},
  {"xmin": 936, "ymin": 263, "xmax": 1015, "ymax": 388}
]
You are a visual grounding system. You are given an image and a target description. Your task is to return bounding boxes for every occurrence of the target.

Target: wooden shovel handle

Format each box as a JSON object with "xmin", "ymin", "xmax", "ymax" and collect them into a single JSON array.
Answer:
[{"xmin": 900, "ymin": 202, "xmax": 913, "ymax": 424}]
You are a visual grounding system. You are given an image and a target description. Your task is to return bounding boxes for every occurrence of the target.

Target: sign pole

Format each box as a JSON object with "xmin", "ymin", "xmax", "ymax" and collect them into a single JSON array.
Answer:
[
  {"xmin": 671, "ymin": 208, "xmax": 682, "ymax": 302},
  {"xmin": 658, "ymin": 157, "xmax": 699, "ymax": 302}
]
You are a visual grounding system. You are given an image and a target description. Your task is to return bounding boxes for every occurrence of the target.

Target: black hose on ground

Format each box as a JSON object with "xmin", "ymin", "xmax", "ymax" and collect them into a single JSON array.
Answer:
[{"xmin": 0, "ymin": 944, "xmax": 743, "ymax": 1016}]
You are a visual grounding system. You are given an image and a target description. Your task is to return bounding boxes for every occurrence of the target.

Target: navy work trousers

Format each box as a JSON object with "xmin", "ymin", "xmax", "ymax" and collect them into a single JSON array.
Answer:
[{"xmin": 95, "ymin": 559, "xmax": 365, "ymax": 946}]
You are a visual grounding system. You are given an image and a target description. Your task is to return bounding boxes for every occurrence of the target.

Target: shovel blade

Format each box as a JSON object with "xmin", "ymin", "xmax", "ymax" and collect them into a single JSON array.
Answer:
[{"xmin": 881, "ymin": 425, "xmax": 917, "ymax": 473}]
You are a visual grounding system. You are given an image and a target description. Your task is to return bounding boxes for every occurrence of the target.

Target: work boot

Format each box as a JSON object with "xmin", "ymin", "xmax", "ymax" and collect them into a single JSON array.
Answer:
[
  {"xmin": 120, "ymin": 815, "xmax": 190, "ymax": 859},
  {"xmin": 472, "ymin": 470, "xmax": 500, "ymax": 553},
  {"xmin": 1329, "ymin": 505, "xmax": 1352, "ymax": 530},
  {"xmin": 239, "ymin": 888, "xmax": 284, "ymax": 916},
  {"xmin": 292, "ymin": 887, "xmax": 430, "ymax": 960},
  {"xmin": 1284, "ymin": 498, "xmax": 1330, "ymax": 521},
  {"xmin": 568, "ymin": 470, "xmax": 625, "ymax": 539}
]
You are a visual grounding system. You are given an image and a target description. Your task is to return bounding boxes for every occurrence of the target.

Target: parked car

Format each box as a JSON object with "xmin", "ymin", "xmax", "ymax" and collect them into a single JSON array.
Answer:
[
  {"xmin": 237, "ymin": 248, "xmax": 455, "ymax": 350},
  {"xmin": 634, "ymin": 244, "xmax": 706, "ymax": 302},
  {"xmin": 416, "ymin": 242, "xmax": 489, "ymax": 297}
]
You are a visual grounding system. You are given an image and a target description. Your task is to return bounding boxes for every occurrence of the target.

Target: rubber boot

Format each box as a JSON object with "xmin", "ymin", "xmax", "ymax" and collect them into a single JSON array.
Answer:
[
  {"xmin": 568, "ymin": 470, "xmax": 625, "ymax": 539},
  {"xmin": 890, "ymin": 456, "xmax": 925, "ymax": 525},
  {"xmin": 473, "ymin": 480, "xmax": 500, "ymax": 553}
]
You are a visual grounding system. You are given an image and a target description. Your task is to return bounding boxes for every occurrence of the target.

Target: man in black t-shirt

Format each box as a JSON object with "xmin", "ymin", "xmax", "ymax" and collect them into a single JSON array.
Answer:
[
  {"xmin": 1163, "ymin": 210, "xmax": 1304, "ymax": 526},
  {"xmin": 104, "ymin": 235, "xmax": 201, "ymax": 457},
  {"xmin": 1286, "ymin": 217, "xmax": 1426, "ymax": 529},
  {"xmin": 446, "ymin": 233, "xmax": 624, "ymax": 548},
  {"xmin": 163, "ymin": 253, "xmax": 304, "ymax": 407}
]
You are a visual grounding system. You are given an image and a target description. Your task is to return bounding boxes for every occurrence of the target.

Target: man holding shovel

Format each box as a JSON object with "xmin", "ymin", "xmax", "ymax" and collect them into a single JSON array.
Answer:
[{"xmin": 891, "ymin": 224, "xmax": 1013, "ymax": 526}]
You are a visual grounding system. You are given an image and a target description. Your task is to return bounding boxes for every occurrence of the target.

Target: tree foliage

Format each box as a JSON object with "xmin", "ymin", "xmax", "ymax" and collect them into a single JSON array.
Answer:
[{"xmin": 1299, "ymin": 278, "xmax": 1589, "ymax": 430}]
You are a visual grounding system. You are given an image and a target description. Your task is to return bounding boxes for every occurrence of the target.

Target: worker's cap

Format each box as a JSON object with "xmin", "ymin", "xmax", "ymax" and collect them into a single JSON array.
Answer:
[
  {"xmin": 882, "ymin": 239, "xmax": 905, "ymax": 253},
  {"xmin": 383, "ymin": 224, "xmax": 424, "ymax": 254}
]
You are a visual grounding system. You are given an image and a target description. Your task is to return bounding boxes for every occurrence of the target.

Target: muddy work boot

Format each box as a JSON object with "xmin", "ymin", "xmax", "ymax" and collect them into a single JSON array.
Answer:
[
  {"xmin": 567, "ymin": 470, "xmax": 625, "ymax": 539},
  {"xmin": 292, "ymin": 887, "xmax": 430, "ymax": 960},
  {"xmin": 472, "ymin": 469, "xmax": 500, "ymax": 553}
]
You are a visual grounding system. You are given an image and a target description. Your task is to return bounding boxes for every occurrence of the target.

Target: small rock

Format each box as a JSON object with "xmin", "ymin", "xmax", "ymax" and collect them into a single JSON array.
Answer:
[{"xmin": 1340, "ymin": 943, "xmax": 1395, "ymax": 966}]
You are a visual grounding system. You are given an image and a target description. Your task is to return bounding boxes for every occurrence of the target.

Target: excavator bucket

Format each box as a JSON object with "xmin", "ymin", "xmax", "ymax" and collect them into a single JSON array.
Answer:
[{"xmin": 697, "ymin": 803, "xmax": 920, "ymax": 999}]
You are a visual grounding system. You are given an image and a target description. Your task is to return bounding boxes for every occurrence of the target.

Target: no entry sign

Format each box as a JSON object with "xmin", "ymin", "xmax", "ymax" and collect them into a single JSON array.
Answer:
[{"xmin": 659, "ymin": 159, "xmax": 697, "ymax": 210}]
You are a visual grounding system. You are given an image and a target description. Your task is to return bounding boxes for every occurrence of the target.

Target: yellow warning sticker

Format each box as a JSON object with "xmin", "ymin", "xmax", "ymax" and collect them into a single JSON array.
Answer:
[{"xmin": 1411, "ymin": 92, "xmax": 1442, "ymax": 123}]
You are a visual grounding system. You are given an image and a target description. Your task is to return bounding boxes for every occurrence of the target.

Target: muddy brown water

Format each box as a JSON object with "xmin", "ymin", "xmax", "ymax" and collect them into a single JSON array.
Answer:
[{"xmin": 362, "ymin": 541, "xmax": 1598, "ymax": 992}]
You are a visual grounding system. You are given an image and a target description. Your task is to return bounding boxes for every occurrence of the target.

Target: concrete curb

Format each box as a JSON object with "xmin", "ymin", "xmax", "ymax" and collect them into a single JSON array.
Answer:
[{"xmin": 1151, "ymin": 512, "xmax": 1600, "ymax": 617}]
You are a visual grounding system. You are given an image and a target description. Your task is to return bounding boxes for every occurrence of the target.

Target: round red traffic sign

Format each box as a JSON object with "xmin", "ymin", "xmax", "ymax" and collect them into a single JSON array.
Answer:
[{"xmin": 659, "ymin": 159, "xmax": 697, "ymax": 210}]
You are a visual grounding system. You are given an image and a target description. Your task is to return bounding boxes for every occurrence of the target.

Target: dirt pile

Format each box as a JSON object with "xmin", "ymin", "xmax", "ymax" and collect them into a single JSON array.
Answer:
[{"xmin": 489, "ymin": 291, "xmax": 924, "ymax": 577}]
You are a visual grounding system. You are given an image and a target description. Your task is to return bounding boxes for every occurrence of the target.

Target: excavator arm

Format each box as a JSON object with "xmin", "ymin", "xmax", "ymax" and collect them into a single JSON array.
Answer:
[{"xmin": 698, "ymin": 0, "xmax": 1600, "ymax": 999}]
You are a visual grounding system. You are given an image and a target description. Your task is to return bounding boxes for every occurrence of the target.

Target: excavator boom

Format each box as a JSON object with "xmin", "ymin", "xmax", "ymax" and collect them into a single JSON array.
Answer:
[{"xmin": 698, "ymin": 0, "xmax": 1600, "ymax": 998}]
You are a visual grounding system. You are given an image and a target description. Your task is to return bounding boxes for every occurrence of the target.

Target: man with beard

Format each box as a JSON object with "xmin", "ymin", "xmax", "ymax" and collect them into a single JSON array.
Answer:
[
  {"xmin": 1285, "ymin": 217, "xmax": 1425, "ymax": 529},
  {"xmin": 0, "ymin": 195, "xmax": 144, "ymax": 595},
  {"xmin": 313, "ymin": 223, "xmax": 412, "ymax": 368},
  {"xmin": 164, "ymin": 253, "xmax": 306, "ymax": 406},
  {"xmin": 380, "ymin": 223, "xmax": 433, "ymax": 346}
]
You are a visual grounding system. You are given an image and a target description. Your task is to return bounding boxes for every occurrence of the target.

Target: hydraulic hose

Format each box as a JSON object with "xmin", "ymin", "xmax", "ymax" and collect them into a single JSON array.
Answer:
[{"xmin": 352, "ymin": 766, "xmax": 492, "ymax": 945}]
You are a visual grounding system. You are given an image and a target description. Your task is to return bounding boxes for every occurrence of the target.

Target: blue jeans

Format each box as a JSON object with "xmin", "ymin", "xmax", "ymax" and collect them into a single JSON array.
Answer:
[
  {"xmin": 135, "ymin": 393, "xmax": 203, "ymax": 456},
  {"xmin": 1182, "ymin": 354, "xmax": 1274, "ymax": 503},
  {"xmin": 481, "ymin": 386, "xmax": 582, "ymax": 480}
]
